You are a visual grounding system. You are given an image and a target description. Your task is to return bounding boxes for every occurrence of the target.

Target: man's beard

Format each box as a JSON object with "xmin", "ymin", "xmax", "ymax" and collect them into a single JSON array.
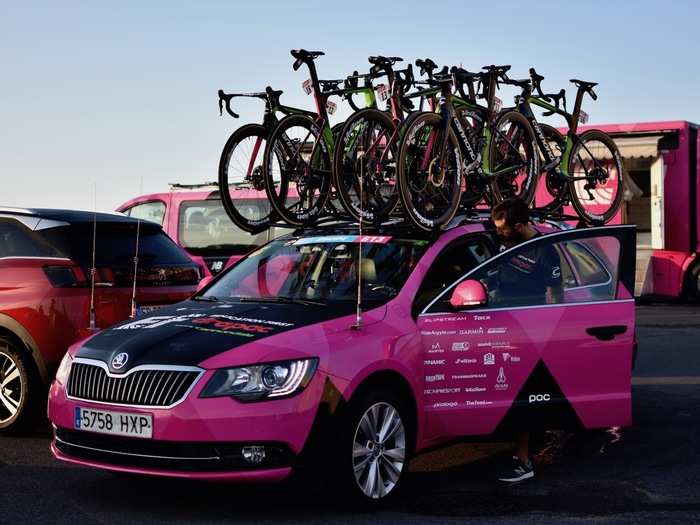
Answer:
[{"xmin": 499, "ymin": 229, "xmax": 526, "ymax": 247}]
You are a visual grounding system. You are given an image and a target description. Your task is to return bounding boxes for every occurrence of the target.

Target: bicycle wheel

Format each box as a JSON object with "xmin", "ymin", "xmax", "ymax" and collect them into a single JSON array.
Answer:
[
  {"xmin": 333, "ymin": 108, "xmax": 400, "ymax": 223},
  {"xmin": 263, "ymin": 114, "xmax": 332, "ymax": 227},
  {"xmin": 397, "ymin": 112, "xmax": 463, "ymax": 231},
  {"xmin": 567, "ymin": 129, "xmax": 625, "ymax": 224},
  {"xmin": 533, "ymin": 123, "xmax": 568, "ymax": 211},
  {"xmin": 488, "ymin": 110, "xmax": 539, "ymax": 205},
  {"xmin": 218, "ymin": 123, "xmax": 280, "ymax": 233}
]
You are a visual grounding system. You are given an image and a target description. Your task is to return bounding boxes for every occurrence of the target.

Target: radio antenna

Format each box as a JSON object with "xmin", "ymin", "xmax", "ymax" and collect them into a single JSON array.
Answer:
[
  {"xmin": 88, "ymin": 182, "xmax": 99, "ymax": 333},
  {"xmin": 129, "ymin": 219, "xmax": 141, "ymax": 319},
  {"xmin": 352, "ymin": 153, "xmax": 364, "ymax": 330}
]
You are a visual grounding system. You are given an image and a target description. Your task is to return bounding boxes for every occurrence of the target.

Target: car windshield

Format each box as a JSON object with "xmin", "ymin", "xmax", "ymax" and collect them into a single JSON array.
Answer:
[{"xmin": 203, "ymin": 235, "xmax": 430, "ymax": 307}]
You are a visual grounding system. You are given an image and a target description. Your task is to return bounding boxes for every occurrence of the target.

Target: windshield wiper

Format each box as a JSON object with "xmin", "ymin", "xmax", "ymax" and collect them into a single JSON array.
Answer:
[
  {"xmin": 191, "ymin": 295, "xmax": 219, "ymax": 302},
  {"xmin": 238, "ymin": 296, "xmax": 325, "ymax": 307}
]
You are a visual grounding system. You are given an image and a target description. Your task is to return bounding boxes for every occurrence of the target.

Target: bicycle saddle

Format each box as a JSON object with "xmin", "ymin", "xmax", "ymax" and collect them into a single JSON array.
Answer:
[
  {"xmin": 450, "ymin": 66, "xmax": 480, "ymax": 81},
  {"xmin": 291, "ymin": 49, "xmax": 325, "ymax": 61},
  {"xmin": 415, "ymin": 58, "xmax": 438, "ymax": 75},
  {"xmin": 570, "ymin": 78, "xmax": 598, "ymax": 89},
  {"xmin": 482, "ymin": 64, "xmax": 511, "ymax": 75},
  {"xmin": 368, "ymin": 56, "xmax": 403, "ymax": 67}
]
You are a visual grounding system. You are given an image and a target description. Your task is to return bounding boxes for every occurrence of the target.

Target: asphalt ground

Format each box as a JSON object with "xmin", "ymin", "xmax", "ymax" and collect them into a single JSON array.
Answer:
[{"xmin": 1, "ymin": 303, "xmax": 698, "ymax": 524}]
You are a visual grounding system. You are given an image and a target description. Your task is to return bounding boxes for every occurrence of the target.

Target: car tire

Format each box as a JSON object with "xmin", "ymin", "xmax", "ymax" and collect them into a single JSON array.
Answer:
[
  {"xmin": 0, "ymin": 337, "xmax": 40, "ymax": 434},
  {"xmin": 684, "ymin": 261, "xmax": 700, "ymax": 301},
  {"xmin": 332, "ymin": 386, "xmax": 413, "ymax": 508}
]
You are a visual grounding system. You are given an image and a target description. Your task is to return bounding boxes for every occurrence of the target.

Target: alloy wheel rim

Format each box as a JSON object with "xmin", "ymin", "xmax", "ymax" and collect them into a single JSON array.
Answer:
[
  {"xmin": 0, "ymin": 352, "xmax": 23, "ymax": 424},
  {"xmin": 352, "ymin": 402, "xmax": 406, "ymax": 499}
]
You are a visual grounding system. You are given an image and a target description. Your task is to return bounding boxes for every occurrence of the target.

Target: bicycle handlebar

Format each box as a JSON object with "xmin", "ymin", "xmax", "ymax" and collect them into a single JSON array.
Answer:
[{"xmin": 218, "ymin": 90, "xmax": 239, "ymax": 118}]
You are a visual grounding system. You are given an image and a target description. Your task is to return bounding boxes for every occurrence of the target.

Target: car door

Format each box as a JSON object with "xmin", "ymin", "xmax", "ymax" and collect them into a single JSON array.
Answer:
[{"xmin": 417, "ymin": 225, "xmax": 636, "ymax": 440}]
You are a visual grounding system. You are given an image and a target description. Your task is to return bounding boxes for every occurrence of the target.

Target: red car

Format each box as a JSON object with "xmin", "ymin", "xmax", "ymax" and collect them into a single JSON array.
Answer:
[{"xmin": 0, "ymin": 208, "xmax": 201, "ymax": 432}]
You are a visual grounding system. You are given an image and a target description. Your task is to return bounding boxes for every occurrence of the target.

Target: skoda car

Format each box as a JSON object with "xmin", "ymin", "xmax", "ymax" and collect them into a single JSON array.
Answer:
[{"xmin": 48, "ymin": 220, "xmax": 636, "ymax": 504}]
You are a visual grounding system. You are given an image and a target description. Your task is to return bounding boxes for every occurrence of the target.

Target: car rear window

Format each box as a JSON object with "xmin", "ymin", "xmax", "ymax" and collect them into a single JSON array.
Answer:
[
  {"xmin": 37, "ymin": 223, "xmax": 199, "ymax": 286},
  {"xmin": 178, "ymin": 199, "xmax": 269, "ymax": 256}
]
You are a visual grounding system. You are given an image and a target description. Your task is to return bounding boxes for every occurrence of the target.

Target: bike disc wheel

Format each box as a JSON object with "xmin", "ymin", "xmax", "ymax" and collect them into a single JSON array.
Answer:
[
  {"xmin": 488, "ymin": 110, "xmax": 539, "ymax": 205},
  {"xmin": 333, "ymin": 108, "xmax": 400, "ymax": 223},
  {"xmin": 567, "ymin": 129, "xmax": 625, "ymax": 225},
  {"xmin": 397, "ymin": 112, "xmax": 463, "ymax": 231},
  {"xmin": 218, "ymin": 123, "xmax": 280, "ymax": 233},
  {"xmin": 263, "ymin": 114, "xmax": 332, "ymax": 227}
]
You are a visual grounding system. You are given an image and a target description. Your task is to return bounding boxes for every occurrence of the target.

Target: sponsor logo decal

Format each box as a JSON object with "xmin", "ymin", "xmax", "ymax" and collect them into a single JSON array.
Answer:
[
  {"xmin": 473, "ymin": 314, "xmax": 491, "ymax": 321},
  {"xmin": 455, "ymin": 358, "xmax": 478, "ymax": 365},
  {"xmin": 529, "ymin": 393, "xmax": 551, "ymax": 403},
  {"xmin": 425, "ymin": 374, "xmax": 445, "ymax": 383},
  {"xmin": 111, "ymin": 352, "xmax": 128, "ymax": 370},
  {"xmin": 484, "ymin": 353, "xmax": 495, "ymax": 365},
  {"xmin": 465, "ymin": 400, "xmax": 493, "ymax": 406},
  {"xmin": 495, "ymin": 367, "xmax": 509, "ymax": 391},
  {"xmin": 503, "ymin": 352, "xmax": 521, "ymax": 363},
  {"xmin": 487, "ymin": 327, "xmax": 507, "ymax": 335},
  {"xmin": 459, "ymin": 327, "xmax": 484, "ymax": 336},
  {"xmin": 464, "ymin": 387, "xmax": 487, "ymax": 393},
  {"xmin": 424, "ymin": 359, "xmax": 446, "ymax": 366},
  {"xmin": 424, "ymin": 387, "xmax": 461, "ymax": 395},
  {"xmin": 432, "ymin": 401, "xmax": 458, "ymax": 408},
  {"xmin": 451, "ymin": 341, "xmax": 470, "ymax": 352},
  {"xmin": 452, "ymin": 373, "xmax": 487, "ymax": 380},
  {"xmin": 421, "ymin": 330, "xmax": 457, "ymax": 336},
  {"xmin": 427, "ymin": 343, "xmax": 444, "ymax": 354}
]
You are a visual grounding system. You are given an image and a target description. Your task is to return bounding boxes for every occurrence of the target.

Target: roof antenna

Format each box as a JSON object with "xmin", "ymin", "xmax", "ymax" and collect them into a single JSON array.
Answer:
[
  {"xmin": 88, "ymin": 182, "xmax": 99, "ymax": 333},
  {"xmin": 352, "ymin": 152, "xmax": 364, "ymax": 330},
  {"xmin": 129, "ymin": 219, "xmax": 141, "ymax": 319}
]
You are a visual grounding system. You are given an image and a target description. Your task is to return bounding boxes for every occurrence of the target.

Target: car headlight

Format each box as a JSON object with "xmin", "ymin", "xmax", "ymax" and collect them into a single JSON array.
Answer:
[
  {"xmin": 55, "ymin": 353, "xmax": 73, "ymax": 386},
  {"xmin": 200, "ymin": 358, "xmax": 318, "ymax": 401}
]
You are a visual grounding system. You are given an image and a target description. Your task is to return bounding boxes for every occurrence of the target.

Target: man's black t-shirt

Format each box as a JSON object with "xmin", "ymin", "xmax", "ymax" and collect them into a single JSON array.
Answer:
[{"xmin": 490, "ymin": 234, "xmax": 562, "ymax": 306}]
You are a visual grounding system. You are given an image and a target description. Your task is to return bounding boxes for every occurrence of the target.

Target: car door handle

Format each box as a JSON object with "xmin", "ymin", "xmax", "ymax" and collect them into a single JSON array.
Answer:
[{"xmin": 586, "ymin": 325, "xmax": 627, "ymax": 341}]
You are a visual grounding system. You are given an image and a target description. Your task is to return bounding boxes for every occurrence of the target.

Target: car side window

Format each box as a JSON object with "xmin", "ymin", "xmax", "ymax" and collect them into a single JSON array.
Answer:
[
  {"xmin": 124, "ymin": 201, "xmax": 166, "ymax": 226},
  {"xmin": 426, "ymin": 232, "xmax": 623, "ymax": 313},
  {"xmin": 0, "ymin": 218, "xmax": 60, "ymax": 258},
  {"xmin": 413, "ymin": 238, "xmax": 492, "ymax": 316}
]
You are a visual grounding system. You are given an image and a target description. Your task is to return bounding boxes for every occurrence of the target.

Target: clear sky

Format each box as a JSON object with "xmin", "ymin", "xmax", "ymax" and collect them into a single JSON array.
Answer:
[{"xmin": 2, "ymin": 1, "xmax": 699, "ymax": 212}]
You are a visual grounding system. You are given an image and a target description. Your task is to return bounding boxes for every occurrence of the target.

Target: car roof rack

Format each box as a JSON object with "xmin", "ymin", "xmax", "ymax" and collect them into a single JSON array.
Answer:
[{"xmin": 168, "ymin": 182, "xmax": 219, "ymax": 190}]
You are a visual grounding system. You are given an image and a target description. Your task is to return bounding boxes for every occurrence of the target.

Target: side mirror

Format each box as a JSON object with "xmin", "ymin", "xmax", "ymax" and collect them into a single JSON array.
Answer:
[
  {"xmin": 196, "ymin": 275, "xmax": 214, "ymax": 293},
  {"xmin": 449, "ymin": 280, "xmax": 487, "ymax": 310}
]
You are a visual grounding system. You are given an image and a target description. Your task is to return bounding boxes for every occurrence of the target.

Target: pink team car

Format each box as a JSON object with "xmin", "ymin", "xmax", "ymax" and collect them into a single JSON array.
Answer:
[{"xmin": 48, "ymin": 219, "xmax": 636, "ymax": 504}]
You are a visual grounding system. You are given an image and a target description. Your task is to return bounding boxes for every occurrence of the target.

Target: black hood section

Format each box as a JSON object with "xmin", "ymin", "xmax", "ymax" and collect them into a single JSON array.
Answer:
[{"xmin": 76, "ymin": 300, "xmax": 357, "ymax": 371}]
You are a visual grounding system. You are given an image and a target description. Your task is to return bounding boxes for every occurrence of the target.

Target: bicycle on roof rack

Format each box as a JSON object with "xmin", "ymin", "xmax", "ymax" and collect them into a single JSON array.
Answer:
[
  {"xmin": 331, "ymin": 56, "xmax": 446, "ymax": 224},
  {"xmin": 396, "ymin": 64, "xmax": 540, "ymax": 232},
  {"xmin": 510, "ymin": 67, "xmax": 625, "ymax": 225},
  {"xmin": 217, "ymin": 62, "xmax": 377, "ymax": 233}
]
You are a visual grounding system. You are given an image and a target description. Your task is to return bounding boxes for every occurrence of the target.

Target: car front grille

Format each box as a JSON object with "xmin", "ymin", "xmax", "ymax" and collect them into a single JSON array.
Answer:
[{"xmin": 67, "ymin": 361, "xmax": 202, "ymax": 408}]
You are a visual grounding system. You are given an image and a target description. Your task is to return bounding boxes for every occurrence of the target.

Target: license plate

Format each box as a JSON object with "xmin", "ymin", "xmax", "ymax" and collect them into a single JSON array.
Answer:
[
  {"xmin": 136, "ymin": 304, "xmax": 167, "ymax": 315},
  {"xmin": 74, "ymin": 407, "xmax": 153, "ymax": 439}
]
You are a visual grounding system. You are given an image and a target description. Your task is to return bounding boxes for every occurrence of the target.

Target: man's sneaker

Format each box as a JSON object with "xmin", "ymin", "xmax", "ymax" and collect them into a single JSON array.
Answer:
[{"xmin": 497, "ymin": 456, "xmax": 534, "ymax": 483}]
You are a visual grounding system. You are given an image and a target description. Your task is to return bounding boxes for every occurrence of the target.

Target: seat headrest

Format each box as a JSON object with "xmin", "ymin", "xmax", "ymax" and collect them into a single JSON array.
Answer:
[{"xmin": 360, "ymin": 258, "xmax": 377, "ymax": 282}]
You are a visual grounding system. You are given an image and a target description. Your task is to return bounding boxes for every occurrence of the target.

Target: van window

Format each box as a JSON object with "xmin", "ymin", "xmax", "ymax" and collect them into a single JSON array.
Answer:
[
  {"xmin": 124, "ymin": 201, "xmax": 166, "ymax": 226},
  {"xmin": 178, "ymin": 200, "xmax": 269, "ymax": 256}
]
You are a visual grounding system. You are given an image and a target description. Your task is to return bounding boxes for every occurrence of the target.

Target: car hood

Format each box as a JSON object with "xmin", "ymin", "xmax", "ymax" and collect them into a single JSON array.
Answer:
[{"xmin": 75, "ymin": 299, "xmax": 369, "ymax": 372}]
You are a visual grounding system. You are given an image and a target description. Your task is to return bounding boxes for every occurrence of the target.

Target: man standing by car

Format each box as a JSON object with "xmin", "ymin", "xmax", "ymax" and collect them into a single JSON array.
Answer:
[{"xmin": 489, "ymin": 198, "xmax": 563, "ymax": 483}]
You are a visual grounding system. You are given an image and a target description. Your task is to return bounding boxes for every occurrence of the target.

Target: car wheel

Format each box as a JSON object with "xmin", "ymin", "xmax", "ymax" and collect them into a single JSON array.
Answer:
[
  {"xmin": 685, "ymin": 262, "xmax": 700, "ymax": 301},
  {"xmin": 0, "ymin": 337, "xmax": 38, "ymax": 433},
  {"xmin": 334, "ymin": 387, "xmax": 412, "ymax": 507}
]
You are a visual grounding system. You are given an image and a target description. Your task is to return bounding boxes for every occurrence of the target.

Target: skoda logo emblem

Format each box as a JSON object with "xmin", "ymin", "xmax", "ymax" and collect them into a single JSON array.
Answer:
[{"xmin": 112, "ymin": 352, "xmax": 129, "ymax": 370}]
